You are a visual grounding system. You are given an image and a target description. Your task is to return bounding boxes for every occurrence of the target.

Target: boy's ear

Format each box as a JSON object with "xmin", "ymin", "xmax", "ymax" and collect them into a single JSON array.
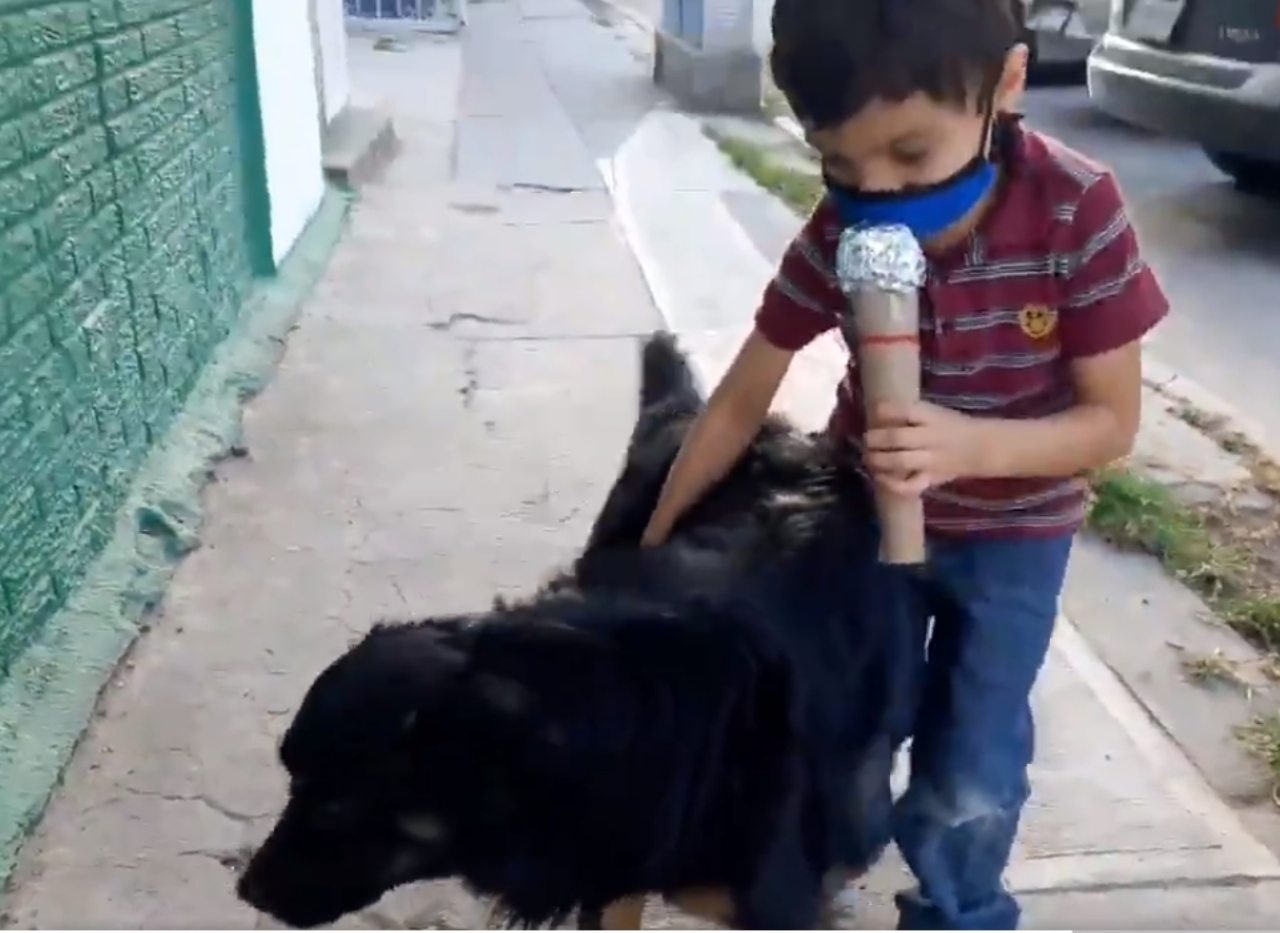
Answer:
[{"xmin": 996, "ymin": 44, "xmax": 1029, "ymax": 113}]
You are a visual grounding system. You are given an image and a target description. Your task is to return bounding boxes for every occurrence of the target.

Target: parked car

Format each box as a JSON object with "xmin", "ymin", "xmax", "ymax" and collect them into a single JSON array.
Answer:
[
  {"xmin": 1021, "ymin": 0, "xmax": 1112, "ymax": 78},
  {"xmin": 1087, "ymin": 0, "xmax": 1280, "ymax": 190}
]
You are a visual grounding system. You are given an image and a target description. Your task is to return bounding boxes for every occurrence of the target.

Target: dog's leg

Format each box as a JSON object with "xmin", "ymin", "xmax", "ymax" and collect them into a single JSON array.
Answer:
[
  {"xmin": 584, "ymin": 896, "xmax": 646, "ymax": 929},
  {"xmin": 667, "ymin": 888, "xmax": 735, "ymax": 926}
]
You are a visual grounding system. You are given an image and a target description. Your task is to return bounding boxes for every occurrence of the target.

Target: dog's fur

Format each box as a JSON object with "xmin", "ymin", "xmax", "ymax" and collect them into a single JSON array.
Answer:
[{"xmin": 237, "ymin": 332, "xmax": 927, "ymax": 929}]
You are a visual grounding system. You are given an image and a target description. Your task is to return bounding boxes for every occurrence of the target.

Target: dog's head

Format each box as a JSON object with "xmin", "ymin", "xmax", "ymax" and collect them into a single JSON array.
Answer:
[{"xmin": 237, "ymin": 617, "xmax": 550, "ymax": 928}]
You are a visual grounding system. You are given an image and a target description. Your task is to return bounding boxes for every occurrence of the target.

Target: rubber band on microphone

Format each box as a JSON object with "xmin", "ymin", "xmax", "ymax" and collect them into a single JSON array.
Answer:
[{"xmin": 858, "ymin": 333, "xmax": 920, "ymax": 347}]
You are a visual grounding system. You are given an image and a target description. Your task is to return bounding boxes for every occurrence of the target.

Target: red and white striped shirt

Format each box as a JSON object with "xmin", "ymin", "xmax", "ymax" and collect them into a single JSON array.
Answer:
[{"xmin": 754, "ymin": 121, "xmax": 1169, "ymax": 538}]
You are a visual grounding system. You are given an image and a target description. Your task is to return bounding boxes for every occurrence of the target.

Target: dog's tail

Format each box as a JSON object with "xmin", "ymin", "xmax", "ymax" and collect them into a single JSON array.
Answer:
[{"xmin": 640, "ymin": 331, "xmax": 702, "ymax": 412}]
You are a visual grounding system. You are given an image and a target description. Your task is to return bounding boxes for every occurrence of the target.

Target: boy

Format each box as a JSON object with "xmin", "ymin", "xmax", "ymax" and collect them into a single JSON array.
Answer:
[{"xmin": 639, "ymin": 0, "xmax": 1169, "ymax": 928}]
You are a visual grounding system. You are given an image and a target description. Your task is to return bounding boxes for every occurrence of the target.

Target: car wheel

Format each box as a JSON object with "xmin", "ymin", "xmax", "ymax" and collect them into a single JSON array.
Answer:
[{"xmin": 1204, "ymin": 149, "xmax": 1280, "ymax": 196}]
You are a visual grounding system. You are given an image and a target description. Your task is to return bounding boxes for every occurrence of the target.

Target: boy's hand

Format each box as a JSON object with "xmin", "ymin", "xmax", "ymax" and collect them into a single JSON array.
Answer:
[
  {"xmin": 639, "ymin": 523, "xmax": 667, "ymax": 547},
  {"xmin": 863, "ymin": 400, "xmax": 987, "ymax": 495}
]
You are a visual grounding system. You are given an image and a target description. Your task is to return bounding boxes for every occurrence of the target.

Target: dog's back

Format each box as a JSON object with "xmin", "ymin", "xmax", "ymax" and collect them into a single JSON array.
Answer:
[{"xmin": 587, "ymin": 334, "xmax": 841, "ymax": 558}]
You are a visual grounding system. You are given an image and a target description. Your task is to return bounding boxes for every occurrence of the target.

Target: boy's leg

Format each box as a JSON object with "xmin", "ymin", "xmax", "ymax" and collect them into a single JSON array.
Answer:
[{"xmin": 892, "ymin": 533, "xmax": 1073, "ymax": 931}]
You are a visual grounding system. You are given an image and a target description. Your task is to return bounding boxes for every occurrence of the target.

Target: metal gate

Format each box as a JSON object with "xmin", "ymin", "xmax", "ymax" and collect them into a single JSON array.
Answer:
[{"xmin": 345, "ymin": 0, "xmax": 467, "ymax": 33}]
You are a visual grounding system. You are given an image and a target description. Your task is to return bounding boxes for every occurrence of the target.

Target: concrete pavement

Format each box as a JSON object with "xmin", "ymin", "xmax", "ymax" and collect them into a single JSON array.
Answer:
[{"xmin": 4, "ymin": 1, "xmax": 1280, "ymax": 928}]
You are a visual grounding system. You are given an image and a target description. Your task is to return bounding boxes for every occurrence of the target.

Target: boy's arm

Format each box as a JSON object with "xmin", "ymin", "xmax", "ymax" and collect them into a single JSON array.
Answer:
[
  {"xmin": 975, "ymin": 172, "xmax": 1169, "ymax": 480},
  {"xmin": 753, "ymin": 203, "xmax": 845, "ymax": 351},
  {"xmin": 641, "ymin": 205, "xmax": 843, "ymax": 543}
]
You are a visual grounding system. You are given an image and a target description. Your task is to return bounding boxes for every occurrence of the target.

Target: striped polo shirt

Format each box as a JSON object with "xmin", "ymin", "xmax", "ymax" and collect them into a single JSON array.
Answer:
[{"xmin": 754, "ymin": 120, "xmax": 1169, "ymax": 538}]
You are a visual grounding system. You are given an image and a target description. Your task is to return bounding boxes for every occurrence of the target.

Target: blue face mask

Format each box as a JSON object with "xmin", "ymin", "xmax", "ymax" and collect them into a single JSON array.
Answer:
[
  {"xmin": 824, "ymin": 112, "xmax": 1000, "ymax": 242},
  {"xmin": 826, "ymin": 157, "xmax": 997, "ymax": 242}
]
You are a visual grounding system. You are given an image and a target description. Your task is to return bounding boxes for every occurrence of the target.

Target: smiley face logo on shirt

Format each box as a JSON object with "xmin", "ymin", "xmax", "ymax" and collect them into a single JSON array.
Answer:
[{"xmin": 1018, "ymin": 304, "xmax": 1058, "ymax": 341}]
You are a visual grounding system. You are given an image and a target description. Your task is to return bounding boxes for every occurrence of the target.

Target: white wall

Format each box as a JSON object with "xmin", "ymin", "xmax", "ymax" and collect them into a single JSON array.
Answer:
[
  {"xmin": 316, "ymin": 0, "xmax": 351, "ymax": 123},
  {"xmin": 752, "ymin": 0, "xmax": 772, "ymax": 58},
  {"xmin": 251, "ymin": 0, "xmax": 327, "ymax": 266}
]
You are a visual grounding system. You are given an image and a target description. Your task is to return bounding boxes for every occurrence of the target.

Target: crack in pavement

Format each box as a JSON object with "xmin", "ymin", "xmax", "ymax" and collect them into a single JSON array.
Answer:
[
  {"xmin": 459, "ymin": 343, "xmax": 480, "ymax": 409},
  {"xmin": 1012, "ymin": 871, "xmax": 1280, "ymax": 897},
  {"xmin": 115, "ymin": 786, "xmax": 274, "ymax": 824},
  {"xmin": 426, "ymin": 312, "xmax": 523, "ymax": 332},
  {"xmin": 389, "ymin": 576, "xmax": 410, "ymax": 610},
  {"xmin": 504, "ymin": 182, "xmax": 591, "ymax": 194},
  {"xmin": 176, "ymin": 845, "xmax": 255, "ymax": 873}
]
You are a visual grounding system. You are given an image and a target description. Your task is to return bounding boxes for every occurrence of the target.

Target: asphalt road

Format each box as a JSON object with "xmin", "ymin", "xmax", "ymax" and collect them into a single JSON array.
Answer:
[{"xmin": 1021, "ymin": 83, "xmax": 1280, "ymax": 446}]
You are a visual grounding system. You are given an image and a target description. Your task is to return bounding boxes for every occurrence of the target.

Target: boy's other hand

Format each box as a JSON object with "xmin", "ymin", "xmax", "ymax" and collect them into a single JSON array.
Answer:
[{"xmin": 864, "ymin": 400, "xmax": 987, "ymax": 494}]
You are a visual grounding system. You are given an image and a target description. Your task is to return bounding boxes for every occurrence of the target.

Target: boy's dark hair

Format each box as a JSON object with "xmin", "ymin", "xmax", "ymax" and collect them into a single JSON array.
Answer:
[{"xmin": 770, "ymin": 0, "xmax": 1023, "ymax": 130}]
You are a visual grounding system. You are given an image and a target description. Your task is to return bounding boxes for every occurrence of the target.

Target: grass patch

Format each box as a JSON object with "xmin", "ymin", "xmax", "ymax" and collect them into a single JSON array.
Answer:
[
  {"xmin": 1087, "ymin": 467, "xmax": 1280, "ymax": 646},
  {"xmin": 1088, "ymin": 463, "xmax": 1280, "ymax": 789},
  {"xmin": 1222, "ymin": 597, "xmax": 1280, "ymax": 652},
  {"xmin": 1088, "ymin": 469, "xmax": 1214, "ymax": 566},
  {"xmin": 1238, "ymin": 716, "xmax": 1280, "ymax": 805},
  {"xmin": 712, "ymin": 135, "xmax": 823, "ymax": 216}
]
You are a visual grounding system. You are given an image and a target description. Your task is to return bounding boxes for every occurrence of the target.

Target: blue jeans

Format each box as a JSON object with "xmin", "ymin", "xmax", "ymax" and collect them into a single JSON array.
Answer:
[{"xmin": 891, "ymin": 532, "xmax": 1074, "ymax": 930}]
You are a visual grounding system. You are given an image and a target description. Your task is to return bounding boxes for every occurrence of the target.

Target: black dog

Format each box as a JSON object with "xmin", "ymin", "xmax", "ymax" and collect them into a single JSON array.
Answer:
[{"xmin": 237, "ymin": 332, "xmax": 927, "ymax": 929}]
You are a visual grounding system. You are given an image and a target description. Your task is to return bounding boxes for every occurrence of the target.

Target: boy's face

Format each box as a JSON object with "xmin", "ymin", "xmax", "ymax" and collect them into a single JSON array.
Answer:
[{"xmin": 807, "ymin": 46, "xmax": 1028, "ymax": 195}]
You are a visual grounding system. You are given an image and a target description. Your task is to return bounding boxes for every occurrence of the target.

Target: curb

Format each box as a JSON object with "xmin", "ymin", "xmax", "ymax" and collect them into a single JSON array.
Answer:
[
  {"xmin": 772, "ymin": 111, "xmax": 804, "ymax": 143},
  {"xmin": 592, "ymin": 0, "xmax": 656, "ymax": 35},
  {"xmin": 1142, "ymin": 355, "xmax": 1280, "ymax": 465}
]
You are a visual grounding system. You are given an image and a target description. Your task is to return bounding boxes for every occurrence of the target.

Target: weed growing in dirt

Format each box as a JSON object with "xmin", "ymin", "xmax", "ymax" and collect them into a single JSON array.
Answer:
[
  {"xmin": 711, "ymin": 135, "xmax": 822, "ymax": 217},
  {"xmin": 1179, "ymin": 649, "xmax": 1245, "ymax": 690},
  {"xmin": 1238, "ymin": 716, "xmax": 1280, "ymax": 805},
  {"xmin": 1173, "ymin": 403, "xmax": 1280, "ymax": 496},
  {"xmin": 1087, "ymin": 467, "xmax": 1280, "ymax": 650},
  {"xmin": 1087, "ymin": 469, "xmax": 1217, "ymax": 569}
]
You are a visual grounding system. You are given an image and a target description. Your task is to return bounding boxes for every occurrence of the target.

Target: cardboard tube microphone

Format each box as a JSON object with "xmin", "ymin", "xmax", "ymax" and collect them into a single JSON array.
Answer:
[{"xmin": 836, "ymin": 223, "xmax": 927, "ymax": 566}]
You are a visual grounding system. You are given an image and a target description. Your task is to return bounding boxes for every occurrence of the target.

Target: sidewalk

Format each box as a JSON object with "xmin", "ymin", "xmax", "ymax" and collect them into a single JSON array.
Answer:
[{"xmin": 3, "ymin": 1, "xmax": 1280, "ymax": 929}]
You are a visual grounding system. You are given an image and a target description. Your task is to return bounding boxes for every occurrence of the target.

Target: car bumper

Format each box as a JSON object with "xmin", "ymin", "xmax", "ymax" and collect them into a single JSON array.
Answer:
[{"xmin": 1087, "ymin": 33, "xmax": 1280, "ymax": 160}]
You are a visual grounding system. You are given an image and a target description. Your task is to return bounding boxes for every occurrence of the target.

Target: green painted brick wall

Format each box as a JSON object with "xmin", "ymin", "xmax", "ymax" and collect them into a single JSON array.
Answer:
[{"xmin": 0, "ymin": 0, "xmax": 258, "ymax": 674}]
